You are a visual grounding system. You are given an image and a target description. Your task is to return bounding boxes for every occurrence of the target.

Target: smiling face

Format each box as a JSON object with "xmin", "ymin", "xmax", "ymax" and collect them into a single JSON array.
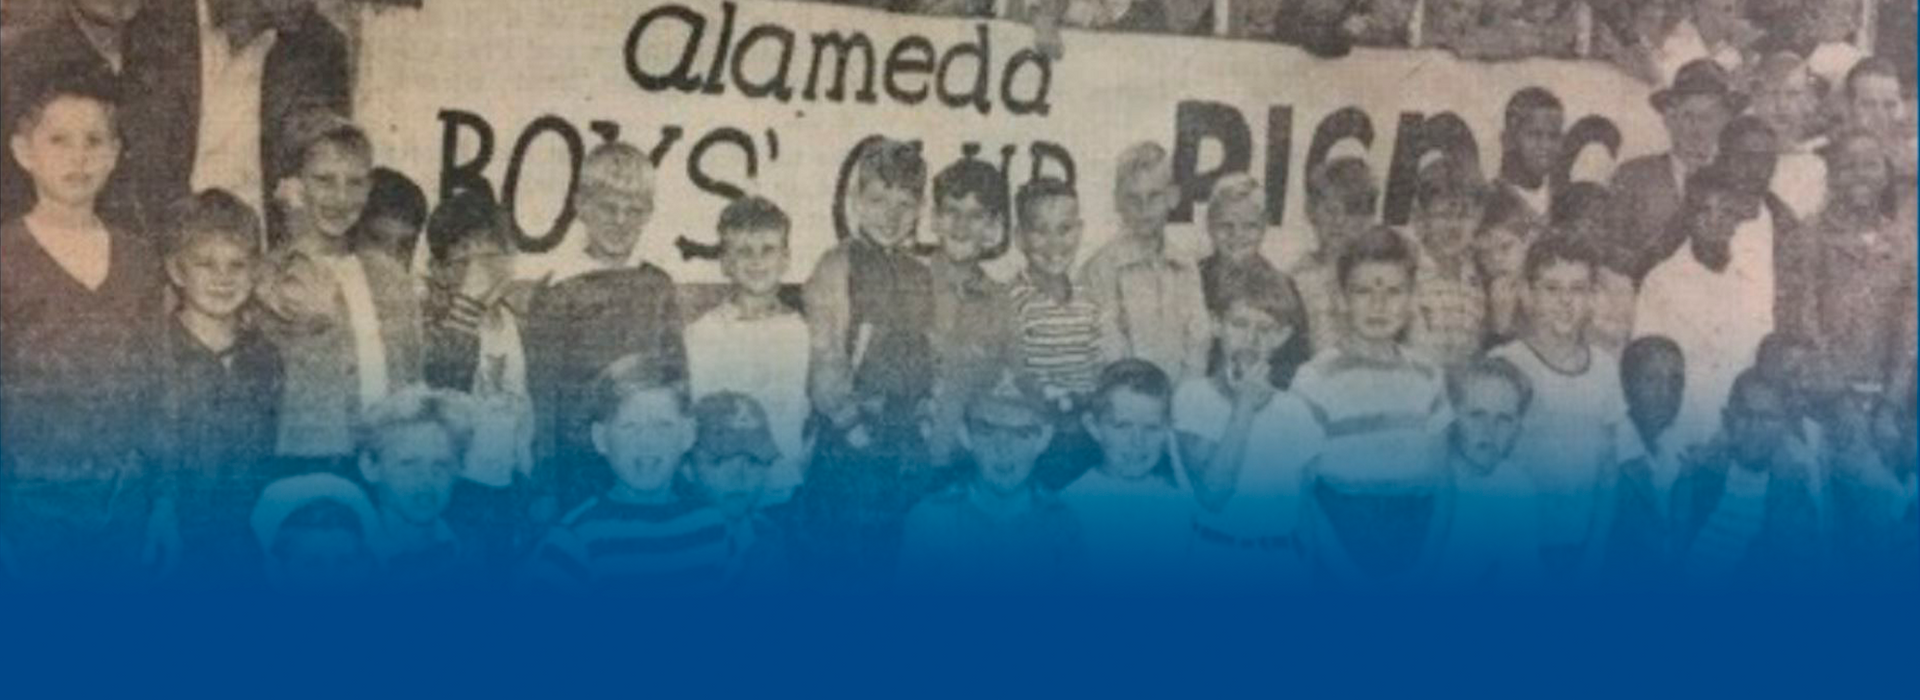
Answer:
[
  {"xmin": 1342, "ymin": 260, "xmax": 1413, "ymax": 345},
  {"xmin": 575, "ymin": 178, "xmax": 654, "ymax": 264},
  {"xmin": 720, "ymin": 226, "xmax": 790, "ymax": 297},
  {"xmin": 299, "ymin": 140, "xmax": 373, "ymax": 239},
  {"xmin": 1414, "ymin": 193, "xmax": 1484, "ymax": 263},
  {"xmin": 1525, "ymin": 258, "xmax": 1594, "ymax": 341},
  {"xmin": 935, "ymin": 191, "xmax": 1002, "ymax": 264},
  {"xmin": 593, "ymin": 389, "xmax": 694, "ymax": 495},
  {"xmin": 10, "ymin": 95, "xmax": 120, "ymax": 210},
  {"xmin": 1624, "ymin": 344, "xmax": 1685, "ymax": 436},
  {"xmin": 965, "ymin": 413, "xmax": 1052, "ymax": 497},
  {"xmin": 1019, "ymin": 194, "xmax": 1083, "ymax": 277},
  {"xmin": 169, "ymin": 236, "xmax": 257, "ymax": 319},
  {"xmin": 1207, "ymin": 195, "xmax": 1266, "ymax": 262},
  {"xmin": 1752, "ymin": 70, "xmax": 1819, "ymax": 144},
  {"xmin": 364, "ymin": 422, "xmax": 460, "ymax": 527},
  {"xmin": 1084, "ymin": 387, "xmax": 1170, "ymax": 481},
  {"xmin": 1506, "ymin": 107, "xmax": 1564, "ymax": 181},
  {"xmin": 1115, "ymin": 166, "xmax": 1177, "ymax": 239},
  {"xmin": 852, "ymin": 174, "xmax": 922, "ymax": 248}
]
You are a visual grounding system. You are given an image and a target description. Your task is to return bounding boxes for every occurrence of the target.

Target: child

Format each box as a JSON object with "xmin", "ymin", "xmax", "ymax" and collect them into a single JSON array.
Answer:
[
  {"xmin": 157, "ymin": 189, "xmax": 285, "ymax": 582},
  {"xmin": 419, "ymin": 186, "xmax": 541, "ymax": 574},
  {"xmin": 1406, "ymin": 153, "xmax": 1490, "ymax": 370},
  {"xmin": 1746, "ymin": 54, "xmax": 1829, "ymax": 220},
  {"xmin": 801, "ymin": 138, "xmax": 936, "ymax": 579},
  {"xmin": 1, "ymin": 77, "xmax": 170, "ymax": 585},
  {"xmin": 256, "ymin": 117, "xmax": 424, "ymax": 471},
  {"xmin": 1671, "ymin": 370, "xmax": 1821, "ymax": 588},
  {"xmin": 1199, "ymin": 173, "xmax": 1310, "ymax": 387},
  {"xmin": 1806, "ymin": 0, "xmax": 1868, "ymax": 89},
  {"xmin": 1841, "ymin": 58, "xmax": 1918, "ymax": 179},
  {"xmin": 1174, "ymin": 283, "xmax": 1326, "ymax": 589},
  {"xmin": 524, "ymin": 355, "xmax": 730, "ymax": 593},
  {"xmin": 351, "ymin": 167, "xmax": 428, "ymax": 268},
  {"xmin": 1293, "ymin": 227, "xmax": 1449, "ymax": 588},
  {"xmin": 1547, "ymin": 183, "xmax": 1638, "ymax": 354},
  {"xmin": 250, "ymin": 473, "xmax": 381, "ymax": 595},
  {"xmin": 1425, "ymin": 358, "xmax": 1544, "ymax": 592},
  {"xmin": 1487, "ymin": 236, "xmax": 1628, "ymax": 582},
  {"xmin": 687, "ymin": 392, "xmax": 796, "ymax": 592},
  {"xmin": 1059, "ymin": 359, "xmax": 1195, "ymax": 591},
  {"xmin": 525, "ymin": 142, "xmax": 687, "ymax": 506},
  {"xmin": 1473, "ymin": 193, "xmax": 1538, "ymax": 350},
  {"xmin": 1080, "ymin": 141, "xmax": 1211, "ymax": 383},
  {"xmin": 1604, "ymin": 335, "xmax": 1686, "ymax": 585},
  {"xmin": 926, "ymin": 158, "xmax": 1018, "ymax": 473},
  {"xmin": 356, "ymin": 386, "xmax": 480, "ymax": 589},
  {"xmin": 686, "ymin": 196, "xmax": 810, "ymax": 507},
  {"xmin": 1289, "ymin": 156, "xmax": 1379, "ymax": 358},
  {"xmin": 1492, "ymin": 87, "xmax": 1564, "ymax": 220},
  {"xmin": 897, "ymin": 368, "xmax": 1082, "ymax": 594}
]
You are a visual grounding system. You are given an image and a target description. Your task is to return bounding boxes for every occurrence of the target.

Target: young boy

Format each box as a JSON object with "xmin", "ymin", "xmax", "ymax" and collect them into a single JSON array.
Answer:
[
  {"xmin": 1547, "ymin": 183, "xmax": 1638, "ymax": 354},
  {"xmin": 1493, "ymin": 87, "xmax": 1565, "ymax": 220},
  {"xmin": 351, "ymin": 168, "xmax": 429, "ymax": 268},
  {"xmin": 1288, "ymin": 156, "xmax": 1379, "ymax": 358},
  {"xmin": 687, "ymin": 392, "xmax": 795, "ymax": 592},
  {"xmin": 1293, "ymin": 227, "xmax": 1449, "ymax": 588},
  {"xmin": 925, "ymin": 158, "xmax": 1018, "ymax": 473},
  {"xmin": 1671, "ymin": 370, "xmax": 1821, "ymax": 588},
  {"xmin": 525, "ymin": 355, "xmax": 730, "ymax": 592},
  {"xmin": 357, "ymin": 386, "xmax": 481, "ymax": 589},
  {"xmin": 257, "ymin": 118, "xmax": 424, "ymax": 471},
  {"xmin": 250, "ymin": 472, "xmax": 381, "ymax": 595},
  {"xmin": 686, "ymin": 196, "xmax": 810, "ymax": 507},
  {"xmin": 525, "ymin": 141, "xmax": 687, "ymax": 506},
  {"xmin": 1175, "ymin": 282, "xmax": 1325, "ymax": 589},
  {"xmin": 1604, "ymin": 335, "xmax": 1687, "ymax": 586},
  {"xmin": 897, "ymin": 368, "xmax": 1082, "ymax": 594},
  {"xmin": 158, "ymin": 189, "xmax": 286, "ymax": 582},
  {"xmin": 1425, "ymin": 357, "xmax": 1545, "ymax": 592},
  {"xmin": 1487, "ymin": 236, "xmax": 1628, "ymax": 581},
  {"xmin": 1080, "ymin": 141, "xmax": 1211, "ymax": 383},
  {"xmin": 1474, "ymin": 194, "xmax": 1538, "ymax": 349},
  {"xmin": 801, "ymin": 138, "xmax": 936, "ymax": 579},
  {"xmin": 1406, "ymin": 153, "xmax": 1491, "ymax": 370},
  {"xmin": 1, "ymin": 77, "xmax": 171, "ymax": 585},
  {"xmin": 1199, "ymin": 173, "xmax": 1310, "ymax": 387},
  {"xmin": 1059, "ymin": 359, "xmax": 1195, "ymax": 591}
]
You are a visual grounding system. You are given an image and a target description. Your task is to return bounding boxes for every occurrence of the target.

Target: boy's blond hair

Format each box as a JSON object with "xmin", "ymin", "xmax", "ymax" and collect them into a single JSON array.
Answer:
[
  {"xmin": 1113, "ymin": 141, "xmax": 1172, "ymax": 193},
  {"xmin": 168, "ymin": 189, "xmax": 264, "ymax": 259},
  {"xmin": 581, "ymin": 142, "xmax": 656, "ymax": 194},
  {"xmin": 1207, "ymin": 173, "xmax": 1263, "ymax": 222}
]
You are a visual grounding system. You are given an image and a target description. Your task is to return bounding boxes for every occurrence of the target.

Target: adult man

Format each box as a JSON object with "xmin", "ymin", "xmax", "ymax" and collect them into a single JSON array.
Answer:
[
  {"xmin": 1080, "ymin": 142, "xmax": 1212, "ymax": 383},
  {"xmin": 1608, "ymin": 59, "xmax": 1743, "ymax": 281},
  {"xmin": 1746, "ymin": 53, "xmax": 1829, "ymax": 220}
]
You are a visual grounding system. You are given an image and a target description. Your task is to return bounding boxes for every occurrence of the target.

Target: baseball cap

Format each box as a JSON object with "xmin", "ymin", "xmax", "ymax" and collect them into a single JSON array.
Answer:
[
  {"xmin": 968, "ymin": 369, "xmax": 1051, "ymax": 428},
  {"xmin": 691, "ymin": 392, "xmax": 780, "ymax": 464}
]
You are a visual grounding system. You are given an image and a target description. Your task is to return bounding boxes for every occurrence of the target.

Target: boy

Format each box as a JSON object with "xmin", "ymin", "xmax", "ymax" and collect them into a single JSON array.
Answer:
[
  {"xmin": 1493, "ymin": 87, "xmax": 1565, "ymax": 220},
  {"xmin": 1, "ymin": 77, "xmax": 171, "ymax": 585},
  {"xmin": 1474, "ymin": 194, "xmax": 1537, "ymax": 349},
  {"xmin": 1746, "ymin": 54, "xmax": 1828, "ymax": 220},
  {"xmin": 1175, "ymin": 282, "xmax": 1325, "ymax": 588},
  {"xmin": 525, "ymin": 355, "xmax": 730, "ymax": 592},
  {"xmin": 1060, "ymin": 359, "xmax": 1195, "ymax": 591},
  {"xmin": 157, "ymin": 189, "xmax": 285, "ymax": 581},
  {"xmin": 250, "ymin": 472, "xmax": 381, "ymax": 595},
  {"xmin": 1487, "ymin": 236, "xmax": 1628, "ymax": 581},
  {"xmin": 1604, "ymin": 335, "xmax": 1686, "ymax": 586},
  {"xmin": 1426, "ymin": 358, "xmax": 1544, "ymax": 592},
  {"xmin": 351, "ymin": 168, "xmax": 428, "ymax": 267},
  {"xmin": 1080, "ymin": 141, "xmax": 1211, "ymax": 383},
  {"xmin": 897, "ymin": 369, "xmax": 1082, "ymax": 593},
  {"xmin": 1288, "ymin": 156, "xmax": 1379, "ymax": 357},
  {"xmin": 357, "ymin": 386, "xmax": 480, "ymax": 589},
  {"xmin": 1547, "ymin": 183, "xmax": 1638, "ymax": 354},
  {"xmin": 687, "ymin": 392, "xmax": 796, "ymax": 592},
  {"xmin": 1671, "ymin": 370, "xmax": 1821, "ymax": 588},
  {"xmin": 1293, "ymin": 227, "xmax": 1449, "ymax": 588},
  {"xmin": 257, "ymin": 117, "xmax": 424, "ymax": 471},
  {"xmin": 801, "ymin": 138, "xmax": 936, "ymax": 580},
  {"xmin": 925, "ymin": 158, "xmax": 1019, "ymax": 473},
  {"xmin": 1198, "ymin": 173, "xmax": 1309, "ymax": 387},
  {"xmin": 1406, "ymin": 153, "xmax": 1490, "ymax": 370},
  {"xmin": 686, "ymin": 196, "xmax": 810, "ymax": 507},
  {"xmin": 525, "ymin": 142, "xmax": 687, "ymax": 506}
]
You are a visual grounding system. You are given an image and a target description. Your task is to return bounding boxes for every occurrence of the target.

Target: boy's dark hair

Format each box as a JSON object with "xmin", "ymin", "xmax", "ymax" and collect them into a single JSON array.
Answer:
[
  {"xmin": 1477, "ymin": 188, "xmax": 1535, "ymax": 240},
  {"xmin": 1336, "ymin": 225, "xmax": 1416, "ymax": 288},
  {"xmin": 1015, "ymin": 177, "xmax": 1077, "ymax": 230},
  {"xmin": 1620, "ymin": 335, "xmax": 1684, "ymax": 381},
  {"xmin": 292, "ymin": 118, "xmax": 373, "ymax": 173},
  {"xmin": 1522, "ymin": 234, "xmax": 1600, "ymax": 284},
  {"xmin": 855, "ymin": 138, "xmax": 927, "ymax": 195},
  {"xmin": 589, "ymin": 354, "xmax": 691, "ymax": 426},
  {"xmin": 426, "ymin": 185, "xmax": 508, "ymax": 264},
  {"xmin": 8, "ymin": 74, "xmax": 122, "ymax": 138},
  {"xmin": 1718, "ymin": 115, "xmax": 1779, "ymax": 155},
  {"xmin": 359, "ymin": 167, "xmax": 428, "ymax": 235},
  {"xmin": 1415, "ymin": 154, "xmax": 1489, "ymax": 211},
  {"xmin": 168, "ymin": 189, "xmax": 263, "ymax": 258},
  {"xmin": 270, "ymin": 500, "xmax": 367, "ymax": 561},
  {"xmin": 1447, "ymin": 356, "xmax": 1536, "ymax": 417},
  {"xmin": 933, "ymin": 158, "xmax": 1008, "ymax": 217},
  {"xmin": 1088, "ymin": 359, "xmax": 1173, "ymax": 420},
  {"xmin": 717, "ymin": 195, "xmax": 791, "ymax": 239},
  {"xmin": 1306, "ymin": 157, "xmax": 1379, "ymax": 217},
  {"xmin": 1845, "ymin": 56, "xmax": 1905, "ymax": 98},
  {"xmin": 1214, "ymin": 270, "xmax": 1302, "ymax": 334},
  {"xmin": 356, "ymin": 387, "xmax": 476, "ymax": 464},
  {"xmin": 1754, "ymin": 331, "xmax": 1813, "ymax": 373},
  {"xmin": 1504, "ymin": 87, "xmax": 1564, "ymax": 130},
  {"xmin": 1548, "ymin": 181, "xmax": 1616, "ymax": 229}
]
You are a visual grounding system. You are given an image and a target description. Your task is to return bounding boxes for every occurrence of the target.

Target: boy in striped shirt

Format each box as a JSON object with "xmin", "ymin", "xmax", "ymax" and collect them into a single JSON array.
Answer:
[{"xmin": 524, "ymin": 355, "xmax": 730, "ymax": 593}]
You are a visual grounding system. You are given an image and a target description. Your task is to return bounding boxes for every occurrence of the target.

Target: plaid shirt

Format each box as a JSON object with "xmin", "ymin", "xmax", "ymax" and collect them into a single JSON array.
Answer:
[{"xmin": 1408, "ymin": 248, "xmax": 1487, "ymax": 369}]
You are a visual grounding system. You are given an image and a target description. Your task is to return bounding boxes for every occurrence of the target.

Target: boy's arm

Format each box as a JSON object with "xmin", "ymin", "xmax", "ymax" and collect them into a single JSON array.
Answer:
[
  {"xmin": 804, "ymin": 251, "xmax": 861, "ymax": 430},
  {"xmin": 423, "ymin": 287, "xmax": 482, "ymax": 391}
]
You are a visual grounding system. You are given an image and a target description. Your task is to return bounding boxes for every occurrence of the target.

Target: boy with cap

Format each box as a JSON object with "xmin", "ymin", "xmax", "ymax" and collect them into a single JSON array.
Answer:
[
  {"xmin": 1406, "ymin": 153, "xmax": 1491, "ymax": 370},
  {"xmin": 1609, "ymin": 59, "xmax": 1744, "ymax": 281},
  {"xmin": 897, "ymin": 369, "xmax": 1083, "ymax": 594},
  {"xmin": 687, "ymin": 392, "xmax": 796, "ymax": 591},
  {"xmin": 251, "ymin": 472, "xmax": 381, "ymax": 595}
]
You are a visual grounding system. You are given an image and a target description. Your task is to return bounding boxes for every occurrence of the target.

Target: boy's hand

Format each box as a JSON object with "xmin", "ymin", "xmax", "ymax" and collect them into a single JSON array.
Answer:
[
  {"xmin": 1229, "ymin": 361, "xmax": 1277, "ymax": 414},
  {"xmin": 142, "ymin": 499, "xmax": 183, "ymax": 580}
]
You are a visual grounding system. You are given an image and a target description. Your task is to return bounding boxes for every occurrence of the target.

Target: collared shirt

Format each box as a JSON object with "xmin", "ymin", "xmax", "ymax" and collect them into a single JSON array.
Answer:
[
  {"xmin": 1007, "ymin": 270, "xmax": 1113, "ymax": 401},
  {"xmin": 1409, "ymin": 246, "xmax": 1487, "ymax": 370},
  {"xmin": 190, "ymin": 0, "xmax": 276, "ymax": 219},
  {"xmin": 1080, "ymin": 234, "xmax": 1212, "ymax": 382},
  {"xmin": 158, "ymin": 318, "xmax": 282, "ymax": 494},
  {"xmin": 325, "ymin": 254, "xmax": 390, "ymax": 411},
  {"xmin": 1635, "ymin": 210, "xmax": 1776, "ymax": 448}
]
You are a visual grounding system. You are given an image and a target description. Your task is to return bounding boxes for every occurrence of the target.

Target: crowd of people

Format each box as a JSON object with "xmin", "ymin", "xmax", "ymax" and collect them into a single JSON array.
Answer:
[{"xmin": 0, "ymin": 0, "xmax": 1915, "ymax": 595}]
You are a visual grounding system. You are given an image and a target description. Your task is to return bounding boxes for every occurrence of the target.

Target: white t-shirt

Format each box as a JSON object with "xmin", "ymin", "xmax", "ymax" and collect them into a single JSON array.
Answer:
[
  {"xmin": 1634, "ymin": 210, "xmax": 1775, "ymax": 448},
  {"xmin": 1488, "ymin": 341, "xmax": 1627, "ymax": 548},
  {"xmin": 686, "ymin": 301, "xmax": 811, "ymax": 495},
  {"xmin": 1172, "ymin": 378, "xmax": 1324, "ymax": 538},
  {"xmin": 1430, "ymin": 459, "xmax": 1543, "ymax": 591},
  {"xmin": 1057, "ymin": 467, "xmax": 1195, "ymax": 584}
]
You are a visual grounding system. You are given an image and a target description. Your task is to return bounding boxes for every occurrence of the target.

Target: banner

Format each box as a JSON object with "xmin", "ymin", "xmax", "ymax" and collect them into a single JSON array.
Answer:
[{"xmin": 355, "ymin": 0, "xmax": 1672, "ymax": 283}]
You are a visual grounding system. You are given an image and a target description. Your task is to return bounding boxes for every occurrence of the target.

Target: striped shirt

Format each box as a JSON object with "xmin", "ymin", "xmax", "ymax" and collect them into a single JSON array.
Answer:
[
  {"xmin": 1292, "ymin": 347, "xmax": 1449, "ymax": 495},
  {"xmin": 1007, "ymin": 272, "xmax": 1113, "ymax": 399},
  {"xmin": 525, "ymin": 495, "xmax": 731, "ymax": 593}
]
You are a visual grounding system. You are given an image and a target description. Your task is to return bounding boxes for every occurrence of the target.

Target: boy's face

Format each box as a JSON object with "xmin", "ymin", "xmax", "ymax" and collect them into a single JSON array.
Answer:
[
  {"xmin": 1752, "ymin": 71, "xmax": 1819, "ymax": 144},
  {"xmin": 1624, "ymin": 347, "xmax": 1685, "ymax": 433},
  {"xmin": 575, "ymin": 179, "xmax": 654, "ymax": 262},
  {"xmin": 851, "ymin": 175, "xmax": 921, "ymax": 248},
  {"xmin": 1219, "ymin": 301, "xmax": 1286, "ymax": 373},
  {"xmin": 271, "ymin": 527, "xmax": 375, "ymax": 595},
  {"xmin": 720, "ymin": 226, "xmax": 790, "ymax": 297},
  {"xmin": 1451, "ymin": 375, "xmax": 1524, "ymax": 473},
  {"xmin": 1343, "ymin": 261, "xmax": 1413, "ymax": 344},
  {"xmin": 1525, "ymin": 259, "xmax": 1594, "ymax": 340},
  {"xmin": 1689, "ymin": 189, "xmax": 1756, "ymax": 245},
  {"xmin": 1506, "ymin": 108, "xmax": 1564, "ymax": 179},
  {"xmin": 9, "ymin": 96, "xmax": 119, "ymax": 209},
  {"xmin": 965, "ymin": 413, "xmax": 1052, "ymax": 497},
  {"xmin": 299, "ymin": 141, "xmax": 373, "ymax": 239},
  {"xmin": 1084, "ymin": 388, "xmax": 1170, "ymax": 481},
  {"xmin": 693, "ymin": 453, "xmax": 769, "ymax": 522},
  {"xmin": 1414, "ymin": 194, "xmax": 1482, "ymax": 262},
  {"xmin": 1307, "ymin": 196, "xmax": 1368, "ymax": 254},
  {"xmin": 364, "ymin": 423, "xmax": 460, "ymax": 527},
  {"xmin": 1850, "ymin": 75, "xmax": 1908, "ymax": 140},
  {"xmin": 168, "ymin": 236, "xmax": 258, "ymax": 319},
  {"xmin": 1019, "ymin": 195, "xmax": 1082, "ymax": 276},
  {"xmin": 1474, "ymin": 221, "xmax": 1532, "ymax": 280},
  {"xmin": 1663, "ymin": 95, "xmax": 1732, "ymax": 168},
  {"xmin": 1721, "ymin": 130, "xmax": 1779, "ymax": 188},
  {"xmin": 1115, "ymin": 167, "xmax": 1177, "ymax": 238},
  {"xmin": 935, "ymin": 191, "xmax": 1002, "ymax": 264},
  {"xmin": 363, "ymin": 215, "xmax": 421, "ymax": 261},
  {"xmin": 1207, "ymin": 196, "xmax": 1265, "ymax": 262},
  {"xmin": 1724, "ymin": 383, "xmax": 1790, "ymax": 466},
  {"xmin": 593, "ymin": 390, "xmax": 695, "ymax": 494},
  {"xmin": 438, "ymin": 235, "xmax": 513, "ymax": 297},
  {"xmin": 1829, "ymin": 138, "xmax": 1890, "ymax": 210}
]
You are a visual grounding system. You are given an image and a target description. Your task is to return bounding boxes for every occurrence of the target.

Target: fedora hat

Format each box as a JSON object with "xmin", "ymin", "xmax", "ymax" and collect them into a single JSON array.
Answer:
[{"xmin": 1651, "ymin": 60, "xmax": 1749, "ymax": 113}]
